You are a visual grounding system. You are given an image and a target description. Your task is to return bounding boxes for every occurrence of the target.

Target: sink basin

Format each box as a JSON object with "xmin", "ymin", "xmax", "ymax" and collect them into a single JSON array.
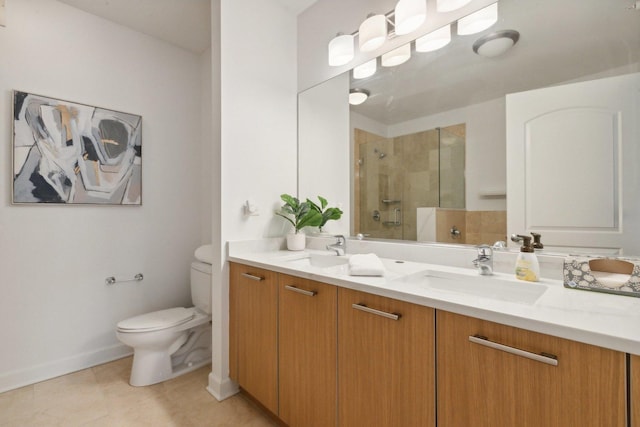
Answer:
[
  {"xmin": 397, "ymin": 269, "xmax": 547, "ymax": 304},
  {"xmin": 285, "ymin": 253, "xmax": 349, "ymax": 269}
]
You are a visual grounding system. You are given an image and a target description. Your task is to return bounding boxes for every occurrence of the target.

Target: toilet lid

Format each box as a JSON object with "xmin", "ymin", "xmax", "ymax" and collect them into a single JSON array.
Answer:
[{"xmin": 117, "ymin": 307, "xmax": 195, "ymax": 332}]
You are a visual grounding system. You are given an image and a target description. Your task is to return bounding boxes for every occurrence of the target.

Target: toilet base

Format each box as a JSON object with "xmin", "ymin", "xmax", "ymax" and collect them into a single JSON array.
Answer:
[{"xmin": 128, "ymin": 323, "xmax": 212, "ymax": 387}]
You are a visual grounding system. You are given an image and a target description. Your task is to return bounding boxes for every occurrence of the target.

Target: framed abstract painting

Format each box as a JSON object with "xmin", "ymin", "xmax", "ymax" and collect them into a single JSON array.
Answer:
[{"xmin": 12, "ymin": 91, "xmax": 142, "ymax": 205}]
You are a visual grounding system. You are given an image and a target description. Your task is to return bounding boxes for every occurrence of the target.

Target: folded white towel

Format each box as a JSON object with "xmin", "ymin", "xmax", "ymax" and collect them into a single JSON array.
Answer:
[
  {"xmin": 194, "ymin": 244, "xmax": 213, "ymax": 264},
  {"xmin": 349, "ymin": 253, "xmax": 385, "ymax": 277}
]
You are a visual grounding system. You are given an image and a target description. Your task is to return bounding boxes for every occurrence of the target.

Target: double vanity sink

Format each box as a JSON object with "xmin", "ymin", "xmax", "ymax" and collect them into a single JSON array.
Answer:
[
  {"xmin": 284, "ymin": 251, "xmax": 546, "ymax": 304},
  {"xmin": 229, "ymin": 247, "xmax": 640, "ymax": 355}
]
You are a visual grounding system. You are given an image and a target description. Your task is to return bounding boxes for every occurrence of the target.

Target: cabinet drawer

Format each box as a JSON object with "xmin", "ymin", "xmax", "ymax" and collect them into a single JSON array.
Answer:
[{"xmin": 437, "ymin": 310, "xmax": 626, "ymax": 427}]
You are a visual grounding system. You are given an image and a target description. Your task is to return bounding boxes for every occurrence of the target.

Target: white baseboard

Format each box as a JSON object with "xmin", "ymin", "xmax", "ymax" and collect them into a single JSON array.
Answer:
[
  {"xmin": 206, "ymin": 372, "xmax": 239, "ymax": 401},
  {"xmin": 0, "ymin": 343, "xmax": 132, "ymax": 393}
]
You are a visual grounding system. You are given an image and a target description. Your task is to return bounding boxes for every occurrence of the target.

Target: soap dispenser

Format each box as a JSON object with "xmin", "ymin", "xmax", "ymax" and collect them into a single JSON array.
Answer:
[{"xmin": 511, "ymin": 234, "xmax": 540, "ymax": 282}]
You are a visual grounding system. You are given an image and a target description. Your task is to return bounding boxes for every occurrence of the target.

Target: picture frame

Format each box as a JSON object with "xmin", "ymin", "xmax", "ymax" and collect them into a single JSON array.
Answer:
[{"xmin": 12, "ymin": 91, "xmax": 142, "ymax": 205}]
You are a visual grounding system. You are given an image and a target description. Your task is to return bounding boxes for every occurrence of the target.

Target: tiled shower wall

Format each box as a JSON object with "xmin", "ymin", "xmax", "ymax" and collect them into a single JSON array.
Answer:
[
  {"xmin": 355, "ymin": 126, "xmax": 464, "ymax": 241},
  {"xmin": 435, "ymin": 209, "xmax": 507, "ymax": 246}
]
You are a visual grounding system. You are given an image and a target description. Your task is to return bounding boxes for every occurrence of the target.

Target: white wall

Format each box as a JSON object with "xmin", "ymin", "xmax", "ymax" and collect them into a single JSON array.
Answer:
[
  {"xmin": 201, "ymin": 47, "xmax": 214, "ymax": 244},
  {"xmin": 298, "ymin": 72, "xmax": 350, "ymax": 235},
  {"xmin": 0, "ymin": 0, "xmax": 205, "ymax": 392},
  {"xmin": 208, "ymin": 0, "xmax": 298, "ymax": 399}
]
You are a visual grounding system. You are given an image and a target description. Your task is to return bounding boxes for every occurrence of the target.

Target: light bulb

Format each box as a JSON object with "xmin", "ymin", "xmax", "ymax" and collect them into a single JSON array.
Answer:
[
  {"xmin": 381, "ymin": 44, "xmax": 411, "ymax": 67},
  {"xmin": 328, "ymin": 33, "xmax": 354, "ymax": 66},
  {"xmin": 457, "ymin": 2, "xmax": 498, "ymax": 36},
  {"xmin": 415, "ymin": 24, "xmax": 451, "ymax": 52},
  {"xmin": 359, "ymin": 14, "xmax": 387, "ymax": 52},
  {"xmin": 353, "ymin": 59, "xmax": 377, "ymax": 79},
  {"xmin": 394, "ymin": 0, "xmax": 426, "ymax": 36}
]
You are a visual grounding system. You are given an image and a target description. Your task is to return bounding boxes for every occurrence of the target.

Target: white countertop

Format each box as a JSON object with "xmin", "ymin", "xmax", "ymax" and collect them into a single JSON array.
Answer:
[{"xmin": 228, "ymin": 247, "xmax": 640, "ymax": 355}]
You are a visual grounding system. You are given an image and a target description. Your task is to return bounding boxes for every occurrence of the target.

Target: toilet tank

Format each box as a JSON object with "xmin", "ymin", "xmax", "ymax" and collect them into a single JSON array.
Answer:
[{"xmin": 190, "ymin": 261, "xmax": 212, "ymax": 314}]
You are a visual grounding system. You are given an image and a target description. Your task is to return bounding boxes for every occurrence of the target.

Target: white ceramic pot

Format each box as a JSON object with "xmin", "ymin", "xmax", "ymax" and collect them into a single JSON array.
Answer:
[{"xmin": 286, "ymin": 232, "xmax": 306, "ymax": 251}]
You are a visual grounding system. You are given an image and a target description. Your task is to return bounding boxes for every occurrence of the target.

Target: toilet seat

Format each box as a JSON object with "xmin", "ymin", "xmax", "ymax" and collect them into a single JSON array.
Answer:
[{"xmin": 117, "ymin": 307, "xmax": 195, "ymax": 332}]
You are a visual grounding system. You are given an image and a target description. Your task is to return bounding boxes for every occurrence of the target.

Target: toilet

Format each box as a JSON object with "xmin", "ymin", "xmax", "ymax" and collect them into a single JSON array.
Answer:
[{"xmin": 116, "ymin": 246, "xmax": 213, "ymax": 386}]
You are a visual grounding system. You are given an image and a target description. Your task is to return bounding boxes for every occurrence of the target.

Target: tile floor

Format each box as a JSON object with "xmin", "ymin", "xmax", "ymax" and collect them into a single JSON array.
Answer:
[{"xmin": 0, "ymin": 357, "xmax": 277, "ymax": 426}]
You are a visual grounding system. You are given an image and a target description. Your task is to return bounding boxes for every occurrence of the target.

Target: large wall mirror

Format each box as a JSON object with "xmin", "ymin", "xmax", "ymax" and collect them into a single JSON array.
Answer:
[{"xmin": 298, "ymin": 0, "xmax": 640, "ymax": 255}]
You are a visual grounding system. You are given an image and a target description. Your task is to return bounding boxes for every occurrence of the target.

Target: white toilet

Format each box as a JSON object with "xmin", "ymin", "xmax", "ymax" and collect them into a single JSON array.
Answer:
[{"xmin": 116, "ymin": 248, "xmax": 213, "ymax": 386}]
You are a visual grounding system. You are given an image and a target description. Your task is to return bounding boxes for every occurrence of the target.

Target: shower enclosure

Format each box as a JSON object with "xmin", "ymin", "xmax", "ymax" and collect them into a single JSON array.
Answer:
[{"xmin": 354, "ymin": 124, "xmax": 465, "ymax": 241}]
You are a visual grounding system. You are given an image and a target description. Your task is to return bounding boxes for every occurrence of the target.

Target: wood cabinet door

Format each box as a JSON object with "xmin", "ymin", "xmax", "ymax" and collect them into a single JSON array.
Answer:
[
  {"xmin": 437, "ymin": 310, "xmax": 626, "ymax": 427},
  {"xmin": 632, "ymin": 354, "xmax": 640, "ymax": 427},
  {"xmin": 229, "ymin": 262, "xmax": 278, "ymax": 415},
  {"xmin": 278, "ymin": 274, "xmax": 337, "ymax": 427},
  {"xmin": 338, "ymin": 288, "xmax": 435, "ymax": 427}
]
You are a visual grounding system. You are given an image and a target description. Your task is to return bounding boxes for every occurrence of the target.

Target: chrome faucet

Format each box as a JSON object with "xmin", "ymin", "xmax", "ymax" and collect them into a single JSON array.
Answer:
[
  {"xmin": 327, "ymin": 235, "xmax": 346, "ymax": 256},
  {"xmin": 473, "ymin": 245, "xmax": 493, "ymax": 275}
]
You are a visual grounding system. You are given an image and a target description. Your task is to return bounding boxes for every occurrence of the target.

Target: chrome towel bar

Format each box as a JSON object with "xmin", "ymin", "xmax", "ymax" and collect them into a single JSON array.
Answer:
[{"xmin": 105, "ymin": 273, "xmax": 144, "ymax": 286}]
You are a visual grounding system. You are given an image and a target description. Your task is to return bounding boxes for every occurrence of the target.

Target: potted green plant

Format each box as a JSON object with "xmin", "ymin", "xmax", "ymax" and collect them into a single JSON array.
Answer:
[
  {"xmin": 275, "ymin": 194, "xmax": 322, "ymax": 250},
  {"xmin": 307, "ymin": 196, "xmax": 343, "ymax": 234}
]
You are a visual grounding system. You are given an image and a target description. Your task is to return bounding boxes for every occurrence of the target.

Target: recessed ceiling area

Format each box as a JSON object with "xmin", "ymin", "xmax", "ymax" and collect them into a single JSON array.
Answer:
[{"xmin": 56, "ymin": 0, "xmax": 318, "ymax": 54}]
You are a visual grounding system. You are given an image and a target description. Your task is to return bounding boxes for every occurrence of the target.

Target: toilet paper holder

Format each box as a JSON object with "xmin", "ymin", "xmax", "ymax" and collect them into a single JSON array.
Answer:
[{"xmin": 105, "ymin": 273, "xmax": 144, "ymax": 286}]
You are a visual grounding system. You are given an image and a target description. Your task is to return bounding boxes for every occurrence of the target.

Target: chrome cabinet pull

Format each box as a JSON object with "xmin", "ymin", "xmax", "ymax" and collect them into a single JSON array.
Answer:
[
  {"xmin": 284, "ymin": 285, "xmax": 317, "ymax": 297},
  {"xmin": 469, "ymin": 335, "xmax": 558, "ymax": 366},
  {"xmin": 352, "ymin": 303, "xmax": 401, "ymax": 321},
  {"xmin": 241, "ymin": 272, "xmax": 264, "ymax": 281}
]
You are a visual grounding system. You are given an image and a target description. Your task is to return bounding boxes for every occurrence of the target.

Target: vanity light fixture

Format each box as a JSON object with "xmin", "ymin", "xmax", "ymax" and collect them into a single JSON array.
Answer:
[
  {"xmin": 349, "ymin": 89, "xmax": 370, "ymax": 105},
  {"xmin": 328, "ymin": 0, "xmax": 429, "ymax": 66},
  {"xmin": 328, "ymin": 33, "xmax": 355, "ymax": 66},
  {"xmin": 394, "ymin": 0, "xmax": 427, "ymax": 36},
  {"xmin": 472, "ymin": 29, "xmax": 519, "ymax": 57},
  {"xmin": 436, "ymin": 0, "xmax": 472, "ymax": 13},
  {"xmin": 353, "ymin": 58, "xmax": 377, "ymax": 79},
  {"xmin": 381, "ymin": 43, "xmax": 411, "ymax": 67},
  {"xmin": 359, "ymin": 14, "xmax": 388, "ymax": 52},
  {"xmin": 457, "ymin": 2, "xmax": 498, "ymax": 35},
  {"xmin": 415, "ymin": 24, "xmax": 452, "ymax": 52}
]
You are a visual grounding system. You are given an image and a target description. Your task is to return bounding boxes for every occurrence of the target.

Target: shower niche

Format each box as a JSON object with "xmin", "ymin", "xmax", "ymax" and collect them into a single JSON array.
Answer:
[{"xmin": 354, "ymin": 124, "xmax": 466, "ymax": 241}]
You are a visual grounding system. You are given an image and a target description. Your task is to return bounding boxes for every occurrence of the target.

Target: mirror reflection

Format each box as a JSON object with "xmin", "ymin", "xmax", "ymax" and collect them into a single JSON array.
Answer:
[
  {"xmin": 355, "ymin": 124, "xmax": 468, "ymax": 242},
  {"xmin": 298, "ymin": 0, "xmax": 640, "ymax": 255}
]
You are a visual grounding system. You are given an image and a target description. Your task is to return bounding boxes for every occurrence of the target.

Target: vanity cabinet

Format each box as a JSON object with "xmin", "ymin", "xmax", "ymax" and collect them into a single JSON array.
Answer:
[
  {"xmin": 278, "ymin": 274, "xmax": 337, "ymax": 427},
  {"xmin": 337, "ymin": 288, "xmax": 435, "ymax": 427},
  {"xmin": 228, "ymin": 262, "xmax": 278, "ymax": 415},
  {"xmin": 632, "ymin": 354, "xmax": 640, "ymax": 427},
  {"xmin": 436, "ymin": 311, "xmax": 626, "ymax": 427}
]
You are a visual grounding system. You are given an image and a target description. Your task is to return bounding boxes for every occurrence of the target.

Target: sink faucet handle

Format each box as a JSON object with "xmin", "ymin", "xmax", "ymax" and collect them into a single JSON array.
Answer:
[
  {"xmin": 473, "ymin": 245, "xmax": 493, "ymax": 275},
  {"xmin": 477, "ymin": 244, "xmax": 493, "ymax": 258},
  {"xmin": 326, "ymin": 235, "xmax": 346, "ymax": 256}
]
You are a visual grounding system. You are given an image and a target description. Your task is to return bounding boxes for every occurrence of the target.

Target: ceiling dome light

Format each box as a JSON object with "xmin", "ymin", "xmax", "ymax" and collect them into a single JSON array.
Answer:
[
  {"xmin": 394, "ymin": 0, "xmax": 427, "ymax": 36},
  {"xmin": 457, "ymin": 2, "xmax": 498, "ymax": 36},
  {"xmin": 359, "ymin": 14, "xmax": 387, "ymax": 52},
  {"xmin": 415, "ymin": 24, "xmax": 451, "ymax": 52},
  {"xmin": 472, "ymin": 30, "xmax": 519, "ymax": 57},
  {"xmin": 349, "ymin": 89, "xmax": 370, "ymax": 105},
  {"xmin": 436, "ymin": 0, "xmax": 472, "ymax": 12},
  {"xmin": 328, "ymin": 33, "xmax": 355, "ymax": 66},
  {"xmin": 382, "ymin": 43, "xmax": 411, "ymax": 67},
  {"xmin": 353, "ymin": 59, "xmax": 377, "ymax": 79}
]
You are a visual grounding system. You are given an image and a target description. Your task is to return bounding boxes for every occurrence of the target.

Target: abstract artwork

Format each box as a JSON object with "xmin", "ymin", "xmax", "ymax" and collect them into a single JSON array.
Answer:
[{"xmin": 12, "ymin": 91, "xmax": 142, "ymax": 205}]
